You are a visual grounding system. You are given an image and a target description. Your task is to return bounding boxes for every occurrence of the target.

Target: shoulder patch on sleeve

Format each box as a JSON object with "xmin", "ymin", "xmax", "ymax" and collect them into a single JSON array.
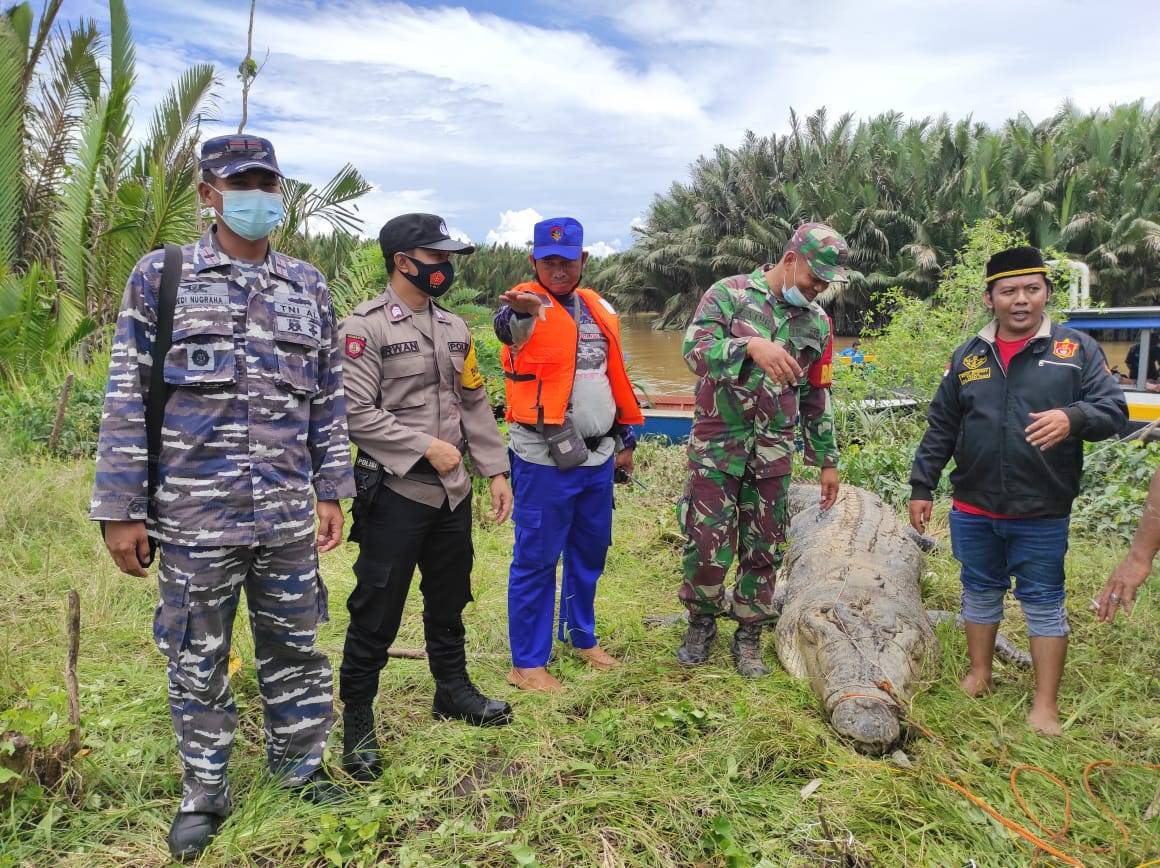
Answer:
[
  {"xmin": 808, "ymin": 332, "xmax": 834, "ymax": 388},
  {"xmin": 345, "ymin": 334, "xmax": 368, "ymax": 359},
  {"xmin": 460, "ymin": 338, "xmax": 485, "ymax": 390}
]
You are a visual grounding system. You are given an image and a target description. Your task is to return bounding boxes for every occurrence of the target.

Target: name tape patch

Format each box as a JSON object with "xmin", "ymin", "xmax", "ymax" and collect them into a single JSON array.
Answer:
[
  {"xmin": 177, "ymin": 284, "xmax": 229, "ymax": 307},
  {"xmin": 382, "ymin": 340, "xmax": 419, "ymax": 358},
  {"xmin": 276, "ymin": 315, "xmax": 320, "ymax": 338}
]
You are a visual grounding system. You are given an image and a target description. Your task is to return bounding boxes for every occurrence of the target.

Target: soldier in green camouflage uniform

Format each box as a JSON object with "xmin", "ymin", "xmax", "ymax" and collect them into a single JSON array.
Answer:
[{"xmin": 677, "ymin": 223, "xmax": 846, "ymax": 677}]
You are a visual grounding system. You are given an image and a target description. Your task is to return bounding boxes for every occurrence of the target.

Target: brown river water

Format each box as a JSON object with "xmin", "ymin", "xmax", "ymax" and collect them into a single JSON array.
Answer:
[{"xmin": 619, "ymin": 313, "xmax": 1139, "ymax": 395}]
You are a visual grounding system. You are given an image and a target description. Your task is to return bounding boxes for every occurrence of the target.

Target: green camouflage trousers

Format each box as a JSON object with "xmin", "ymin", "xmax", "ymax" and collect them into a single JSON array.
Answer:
[{"xmin": 678, "ymin": 468, "xmax": 789, "ymax": 625}]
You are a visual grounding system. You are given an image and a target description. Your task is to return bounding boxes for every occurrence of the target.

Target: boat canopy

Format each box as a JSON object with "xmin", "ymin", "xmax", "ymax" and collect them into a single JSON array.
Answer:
[{"xmin": 1063, "ymin": 307, "xmax": 1160, "ymax": 330}]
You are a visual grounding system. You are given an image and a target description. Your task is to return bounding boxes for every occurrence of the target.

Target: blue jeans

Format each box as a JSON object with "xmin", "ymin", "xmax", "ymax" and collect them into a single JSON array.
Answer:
[
  {"xmin": 507, "ymin": 453, "xmax": 615, "ymax": 668},
  {"xmin": 949, "ymin": 508, "xmax": 1071, "ymax": 637}
]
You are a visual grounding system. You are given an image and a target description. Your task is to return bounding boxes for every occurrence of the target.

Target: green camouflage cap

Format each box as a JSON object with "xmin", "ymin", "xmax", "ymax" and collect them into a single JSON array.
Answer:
[{"xmin": 789, "ymin": 222, "xmax": 849, "ymax": 283}]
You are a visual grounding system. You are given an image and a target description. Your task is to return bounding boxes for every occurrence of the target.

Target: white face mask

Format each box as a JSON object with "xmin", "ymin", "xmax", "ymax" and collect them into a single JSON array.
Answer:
[{"xmin": 781, "ymin": 263, "xmax": 813, "ymax": 307}]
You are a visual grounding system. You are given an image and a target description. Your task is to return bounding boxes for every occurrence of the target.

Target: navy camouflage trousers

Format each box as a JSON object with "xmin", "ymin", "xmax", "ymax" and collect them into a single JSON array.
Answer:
[{"xmin": 154, "ymin": 538, "xmax": 333, "ymax": 816}]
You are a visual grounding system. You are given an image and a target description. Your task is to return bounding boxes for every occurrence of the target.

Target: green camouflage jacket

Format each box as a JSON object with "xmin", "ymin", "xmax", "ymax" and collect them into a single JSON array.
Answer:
[{"xmin": 683, "ymin": 268, "xmax": 838, "ymax": 478}]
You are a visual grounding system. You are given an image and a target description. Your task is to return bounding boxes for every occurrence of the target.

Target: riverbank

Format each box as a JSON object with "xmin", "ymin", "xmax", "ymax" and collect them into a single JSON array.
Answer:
[{"xmin": 1, "ymin": 441, "xmax": 1156, "ymax": 865}]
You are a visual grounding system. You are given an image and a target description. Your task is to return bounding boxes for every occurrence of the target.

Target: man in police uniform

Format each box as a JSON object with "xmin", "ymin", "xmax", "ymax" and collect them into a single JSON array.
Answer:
[
  {"xmin": 677, "ymin": 223, "xmax": 844, "ymax": 677},
  {"xmin": 91, "ymin": 136, "xmax": 355, "ymax": 860},
  {"xmin": 338, "ymin": 213, "xmax": 514, "ymax": 781}
]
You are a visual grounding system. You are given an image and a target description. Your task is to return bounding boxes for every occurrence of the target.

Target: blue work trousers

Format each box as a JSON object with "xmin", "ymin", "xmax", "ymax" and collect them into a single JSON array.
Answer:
[{"xmin": 507, "ymin": 453, "xmax": 614, "ymax": 668}]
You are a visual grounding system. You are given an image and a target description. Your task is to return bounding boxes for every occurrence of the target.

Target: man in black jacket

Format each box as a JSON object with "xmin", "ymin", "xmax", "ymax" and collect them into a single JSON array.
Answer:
[{"xmin": 909, "ymin": 246, "xmax": 1126, "ymax": 736}]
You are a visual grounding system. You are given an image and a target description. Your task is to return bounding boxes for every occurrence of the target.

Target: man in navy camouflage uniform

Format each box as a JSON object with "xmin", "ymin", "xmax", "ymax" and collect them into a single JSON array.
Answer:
[{"xmin": 91, "ymin": 135, "xmax": 355, "ymax": 861}]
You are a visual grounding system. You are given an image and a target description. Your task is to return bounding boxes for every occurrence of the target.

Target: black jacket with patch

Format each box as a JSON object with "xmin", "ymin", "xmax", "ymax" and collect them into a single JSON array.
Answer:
[{"xmin": 909, "ymin": 318, "xmax": 1127, "ymax": 517}]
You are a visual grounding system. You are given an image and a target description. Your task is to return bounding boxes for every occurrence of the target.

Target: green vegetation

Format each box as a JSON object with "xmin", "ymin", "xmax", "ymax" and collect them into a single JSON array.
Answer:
[
  {"xmin": 0, "ymin": 1, "xmax": 372, "ymax": 381},
  {"xmin": 0, "ymin": 440, "xmax": 1156, "ymax": 866},
  {"xmin": 1, "ymin": 5, "xmax": 1156, "ymax": 866},
  {"xmin": 599, "ymin": 104, "xmax": 1160, "ymax": 330}
]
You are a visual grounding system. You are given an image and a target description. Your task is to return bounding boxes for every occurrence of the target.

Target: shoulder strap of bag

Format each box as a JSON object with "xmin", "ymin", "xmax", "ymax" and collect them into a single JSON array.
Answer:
[{"xmin": 146, "ymin": 243, "xmax": 181, "ymax": 498}]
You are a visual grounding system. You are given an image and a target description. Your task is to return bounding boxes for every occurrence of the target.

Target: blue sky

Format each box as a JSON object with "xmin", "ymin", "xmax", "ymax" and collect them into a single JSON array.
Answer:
[{"xmin": 74, "ymin": 0, "xmax": 1160, "ymax": 254}]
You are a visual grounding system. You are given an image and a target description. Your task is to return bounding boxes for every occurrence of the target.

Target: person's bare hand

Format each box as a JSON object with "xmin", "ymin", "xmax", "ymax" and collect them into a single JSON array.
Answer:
[
  {"xmin": 909, "ymin": 499, "xmax": 933, "ymax": 533},
  {"xmin": 104, "ymin": 520, "xmax": 150, "ymax": 577},
  {"xmin": 1026, "ymin": 409, "xmax": 1071, "ymax": 450},
  {"xmin": 746, "ymin": 337, "xmax": 802, "ymax": 388},
  {"xmin": 425, "ymin": 438, "xmax": 463, "ymax": 475},
  {"xmin": 489, "ymin": 474, "xmax": 513, "ymax": 523},
  {"xmin": 316, "ymin": 500, "xmax": 344, "ymax": 553},
  {"xmin": 1096, "ymin": 552, "xmax": 1149, "ymax": 623},
  {"xmin": 820, "ymin": 467, "xmax": 840, "ymax": 511},
  {"xmin": 615, "ymin": 447, "xmax": 634, "ymax": 480},
  {"xmin": 499, "ymin": 290, "xmax": 543, "ymax": 317}
]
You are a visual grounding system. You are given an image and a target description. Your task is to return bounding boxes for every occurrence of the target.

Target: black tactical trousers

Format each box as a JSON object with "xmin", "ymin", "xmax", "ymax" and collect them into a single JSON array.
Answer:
[{"xmin": 339, "ymin": 487, "xmax": 473, "ymax": 704}]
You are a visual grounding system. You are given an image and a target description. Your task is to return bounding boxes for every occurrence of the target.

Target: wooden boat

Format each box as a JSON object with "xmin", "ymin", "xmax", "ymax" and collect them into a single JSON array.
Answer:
[
  {"xmin": 636, "ymin": 391, "xmax": 920, "ymax": 443},
  {"xmin": 637, "ymin": 393, "xmax": 695, "ymax": 442},
  {"xmin": 1064, "ymin": 306, "xmax": 1160, "ymax": 434}
]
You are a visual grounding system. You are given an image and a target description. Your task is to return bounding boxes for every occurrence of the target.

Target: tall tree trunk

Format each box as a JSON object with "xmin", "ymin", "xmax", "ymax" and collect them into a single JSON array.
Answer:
[{"xmin": 237, "ymin": 0, "xmax": 257, "ymax": 134}]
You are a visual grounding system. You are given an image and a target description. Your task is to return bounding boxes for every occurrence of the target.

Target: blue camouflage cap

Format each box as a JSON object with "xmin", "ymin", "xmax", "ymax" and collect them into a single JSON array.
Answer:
[
  {"xmin": 533, "ymin": 217, "xmax": 583, "ymax": 260},
  {"xmin": 199, "ymin": 134, "xmax": 283, "ymax": 178}
]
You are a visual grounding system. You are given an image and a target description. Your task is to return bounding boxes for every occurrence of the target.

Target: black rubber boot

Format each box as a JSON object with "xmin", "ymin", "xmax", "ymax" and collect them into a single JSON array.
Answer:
[
  {"xmin": 298, "ymin": 769, "xmax": 351, "ymax": 805},
  {"xmin": 167, "ymin": 811, "xmax": 224, "ymax": 862},
  {"xmin": 426, "ymin": 617, "xmax": 513, "ymax": 727},
  {"xmin": 676, "ymin": 614, "xmax": 718, "ymax": 665},
  {"xmin": 342, "ymin": 702, "xmax": 382, "ymax": 782},
  {"xmin": 731, "ymin": 623, "xmax": 770, "ymax": 678}
]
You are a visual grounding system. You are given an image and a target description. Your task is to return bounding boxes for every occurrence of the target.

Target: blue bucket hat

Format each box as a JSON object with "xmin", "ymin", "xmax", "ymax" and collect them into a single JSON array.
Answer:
[{"xmin": 533, "ymin": 217, "xmax": 583, "ymax": 260}]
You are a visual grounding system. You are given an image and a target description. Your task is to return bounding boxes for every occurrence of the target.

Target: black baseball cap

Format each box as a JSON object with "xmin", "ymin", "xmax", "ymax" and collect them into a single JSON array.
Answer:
[
  {"xmin": 379, "ymin": 213, "xmax": 475, "ymax": 260},
  {"xmin": 199, "ymin": 135, "xmax": 282, "ymax": 178}
]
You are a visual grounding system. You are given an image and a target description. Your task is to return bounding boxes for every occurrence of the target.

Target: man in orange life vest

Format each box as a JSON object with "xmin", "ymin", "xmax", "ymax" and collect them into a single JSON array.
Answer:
[{"xmin": 493, "ymin": 217, "xmax": 644, "ymax": 693}]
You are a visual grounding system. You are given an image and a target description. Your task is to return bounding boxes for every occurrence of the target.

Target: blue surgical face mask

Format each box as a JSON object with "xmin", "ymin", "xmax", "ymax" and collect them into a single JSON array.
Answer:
[
  {"xmin": 781, "ymin": 263, "xmax": 814, "ymax": 308},
  {"xmin": 216, "ymin": 188, "xmax": 284, "ymax": 241}
]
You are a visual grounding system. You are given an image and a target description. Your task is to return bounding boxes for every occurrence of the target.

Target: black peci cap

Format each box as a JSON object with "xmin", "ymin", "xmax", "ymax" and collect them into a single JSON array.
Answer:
[
  {"xmin": 379, "ymin": 213, "xmax": 474, "ymax": 261},
  {"xmin": 986, "ymin": 246, "xmax": 1047, "ymax": 284}
]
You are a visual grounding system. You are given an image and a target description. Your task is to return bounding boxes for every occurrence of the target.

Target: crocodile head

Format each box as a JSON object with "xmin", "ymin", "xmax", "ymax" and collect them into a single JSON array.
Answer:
[{"xmin": 830, "ymin": 696, "xmax": 900, "ymax": 755}]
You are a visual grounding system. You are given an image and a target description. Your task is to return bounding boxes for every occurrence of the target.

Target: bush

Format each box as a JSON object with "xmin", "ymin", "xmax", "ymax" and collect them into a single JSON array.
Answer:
[
  {"xmin": 1073, "ymin": 439, "xmax": 1159, "ymax": 542},
  {"xmin": 0, "ymin": 359, "xmax": 109, "ymax": 460}
]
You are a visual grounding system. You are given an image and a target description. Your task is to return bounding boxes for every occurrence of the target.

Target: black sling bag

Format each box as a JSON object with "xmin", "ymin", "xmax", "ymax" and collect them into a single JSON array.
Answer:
[{"xmin": 101, "ymin": 243, "xmax": 181, "ymax": 566}]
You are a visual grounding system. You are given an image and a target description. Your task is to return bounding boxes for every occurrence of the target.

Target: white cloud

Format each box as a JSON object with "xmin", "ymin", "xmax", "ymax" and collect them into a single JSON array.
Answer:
[
  {"xmin": 448, "ymin": 226, "xmax": 474, "ymax": 244},
  {"xmin": 486, "ymin": 208, "xmax": 543, "ymax": 247},
  {"xmin": 585, "ymin": 240, "xmax": 622, "ymax": 258},
  {"xmin": 117, "ymin": 0, "xmax": 1160, "ymax": 250}
]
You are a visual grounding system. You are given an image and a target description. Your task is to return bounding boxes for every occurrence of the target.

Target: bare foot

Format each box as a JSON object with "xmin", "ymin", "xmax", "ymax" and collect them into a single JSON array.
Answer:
[
  {"xmin": 1026, "ymin": 705, "xmax": 1062, "ymax": 736},
  {"xmin": 574, "ymin": 645, "xmax": 619, "ymax": 670},
  {"xmin": 960, "ymin": 671, "xmax": 994, "ymax": 697},
  {"xmin": 506, "ymin": 667, "xmax": 564, "ymax": 693}
]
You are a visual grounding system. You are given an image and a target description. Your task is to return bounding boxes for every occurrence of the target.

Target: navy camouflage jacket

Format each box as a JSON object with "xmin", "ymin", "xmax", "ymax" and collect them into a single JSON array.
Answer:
[{"xmin": 90, "ymin": 228, "xmax": 355, "ymax": 547}]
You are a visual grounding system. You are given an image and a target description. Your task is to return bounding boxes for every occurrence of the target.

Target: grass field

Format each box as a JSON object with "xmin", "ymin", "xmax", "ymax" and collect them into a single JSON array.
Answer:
[{"xmin": 0, "ymin": 441, "xmax": 1157, "ymax": 866}]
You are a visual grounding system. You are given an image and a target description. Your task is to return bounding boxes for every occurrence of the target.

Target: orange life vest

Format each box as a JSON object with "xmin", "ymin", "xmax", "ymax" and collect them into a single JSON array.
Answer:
[{"xmin": 501, "ymin": 283, "xmax": 644, "ymax": 429}]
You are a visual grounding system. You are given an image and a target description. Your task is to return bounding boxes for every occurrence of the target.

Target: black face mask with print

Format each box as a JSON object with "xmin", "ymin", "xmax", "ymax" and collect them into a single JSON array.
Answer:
[{"xmin": 401, "ymin": 255, "xmax": 454, "ymax": 297}]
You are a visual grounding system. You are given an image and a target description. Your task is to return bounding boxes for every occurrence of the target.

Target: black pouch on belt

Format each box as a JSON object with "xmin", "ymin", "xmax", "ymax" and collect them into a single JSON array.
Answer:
[
  {"xmin": 349, "ymin": 452, "xmax": 385, "ymax": 542},
  {"xmin": 542, "ymin": 419, "xmax": 588, "ymax": 470}
]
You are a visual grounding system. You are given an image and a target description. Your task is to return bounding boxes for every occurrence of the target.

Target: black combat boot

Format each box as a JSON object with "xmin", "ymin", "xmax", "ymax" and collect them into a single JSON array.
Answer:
[
  {"xmin": 167, "ymin": 810, "xmax": 224, "ymax": 862},
  {"xmin": 676, "ymin": 614, "xmax": 718, "ymax": 665},
  {"xmin": 425, "ymin": 617, "xmax": 513, "ymax": 727},
  {"xmin": 298, "ymin": 768, "xmax": 352, "ymax": 805},
  {"xmin": 341, "ymin": 702, "xmax": 382, "ymax": 782},
  {"xmin": 731, "ymin": 623, "xmax": 769, "ymax": 678}
]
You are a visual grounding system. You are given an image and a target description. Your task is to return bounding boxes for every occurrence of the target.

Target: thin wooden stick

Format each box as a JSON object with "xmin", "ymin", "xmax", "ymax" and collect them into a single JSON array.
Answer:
[
  {"xmin": 387, "ymin": 647, "xmax": 427, "ymax": 660},
  {"xmin": 48, "ymin": 372, "xmax": 74, "ymax": 453},
  {"xmin": 65, "ymin": 590, "xmax": 81, "ymax": 758}
]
